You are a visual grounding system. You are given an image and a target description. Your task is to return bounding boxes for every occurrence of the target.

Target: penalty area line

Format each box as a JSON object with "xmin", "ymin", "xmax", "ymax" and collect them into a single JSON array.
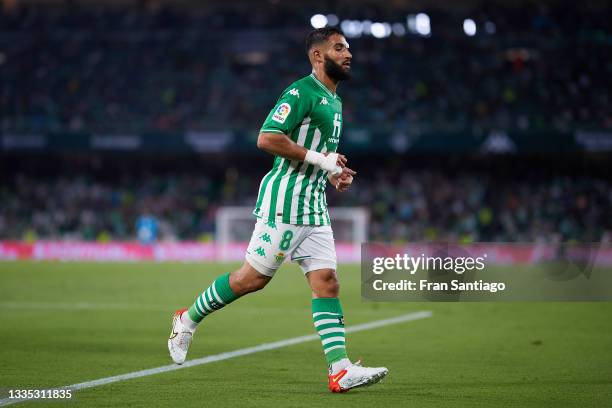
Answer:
[{"xmin": 0, "ymin": 310, "xmax": 432, "ymax": 407}]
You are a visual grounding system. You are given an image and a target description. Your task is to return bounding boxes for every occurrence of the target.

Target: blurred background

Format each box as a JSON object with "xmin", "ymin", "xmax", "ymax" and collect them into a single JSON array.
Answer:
[
  {"xmin": 0, "ymin": 0, "xmax": 611, "ymax": 259},
  {"xmin": 3, "ymin": 3, "xmax": 612, "ymax": 403}
]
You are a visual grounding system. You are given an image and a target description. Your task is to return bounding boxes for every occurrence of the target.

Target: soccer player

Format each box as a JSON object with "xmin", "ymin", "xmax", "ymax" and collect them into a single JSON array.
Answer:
[{"xmin": 168, "ymin": 27, "xmax": 388, "ymax": 392}]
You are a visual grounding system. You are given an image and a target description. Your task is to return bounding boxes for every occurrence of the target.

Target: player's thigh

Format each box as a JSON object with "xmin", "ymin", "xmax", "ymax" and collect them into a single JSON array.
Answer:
[
  {"xmin": 245, "ymin": 219, "xmax": 305, "ymax": 277},
  {"xmin": 292, "ymin": 225, "xmax": 338, "ymax": 274}
]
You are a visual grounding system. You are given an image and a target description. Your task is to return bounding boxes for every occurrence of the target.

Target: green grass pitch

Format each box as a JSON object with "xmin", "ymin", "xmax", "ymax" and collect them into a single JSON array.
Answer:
[{"xmin": 0, "ymin": 261, "xmax": 611, "ymax": 407}]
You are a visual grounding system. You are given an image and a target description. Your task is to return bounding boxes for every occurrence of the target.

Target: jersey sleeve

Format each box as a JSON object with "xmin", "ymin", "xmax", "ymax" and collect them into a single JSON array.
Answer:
[{"xmin": 260, "ymin": 86, "xmax": 310, "ymax": 136}]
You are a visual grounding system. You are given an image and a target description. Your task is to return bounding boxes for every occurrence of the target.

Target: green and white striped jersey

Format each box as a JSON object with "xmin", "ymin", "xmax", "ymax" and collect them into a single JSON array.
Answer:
[{"xmin": 254, "ymin": 73, "xmax": 343, "ymax": 226}]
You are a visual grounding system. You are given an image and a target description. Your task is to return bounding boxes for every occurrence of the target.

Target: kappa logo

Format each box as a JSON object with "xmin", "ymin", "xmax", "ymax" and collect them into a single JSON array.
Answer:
[
  {"xmin": 272, "ymin": 103, "xmax": 291, "ymax": 124},
  {"xmin": 289, "ymin": 88, "xmax": 300, "ymax": 97},
  {"xmin": 320, "ymin": 97, "xmax": 329, "ymax": 105},
  {"xmin": 259, "ymin": 232, "xmax": 272, "ymax": 244}
]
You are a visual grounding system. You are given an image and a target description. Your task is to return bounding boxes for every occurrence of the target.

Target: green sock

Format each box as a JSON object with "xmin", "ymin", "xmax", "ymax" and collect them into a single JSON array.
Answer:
[
  {"xmin": 312, "ymin": 298, "xmax": 348, "ymax": 365},
  {"xmin": 187, "ymin": 273, "xmax": 238, "ymax": 323}
]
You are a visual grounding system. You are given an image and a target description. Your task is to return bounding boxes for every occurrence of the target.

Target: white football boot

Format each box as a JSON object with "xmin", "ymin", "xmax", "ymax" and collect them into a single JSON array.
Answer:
[
  {"xmin": 328, "ymin": 360, "xmax": 388, "ymax": 392},
  {"xmin": 168, "ymin": 308, "xmax": 194, "ymax": 364}
]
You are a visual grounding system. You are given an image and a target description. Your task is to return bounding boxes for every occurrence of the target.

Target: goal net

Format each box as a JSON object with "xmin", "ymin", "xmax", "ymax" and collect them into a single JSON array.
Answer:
[{"xmin": 215, "ymin": 207, "xmax": 368, "ymax": 262}]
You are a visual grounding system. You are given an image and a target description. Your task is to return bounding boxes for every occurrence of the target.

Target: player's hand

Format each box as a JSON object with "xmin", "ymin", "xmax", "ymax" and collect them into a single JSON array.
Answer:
[
  {"xmin": 334, "ymin": 167, "xmax": 356, "ymax": 192},
  {"xmin": 321, "ymin": 152, "xmax": 347, "ymax": 176},
  {"xmin": 317, "ymin": 152, "xmax": 342, "ymax": 176}
]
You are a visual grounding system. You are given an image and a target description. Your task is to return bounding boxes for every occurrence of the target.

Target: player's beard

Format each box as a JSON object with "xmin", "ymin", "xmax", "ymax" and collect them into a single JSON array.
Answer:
[{"xmin": 324, "ymin": 56, "xmax": 351, "ymax": 82}]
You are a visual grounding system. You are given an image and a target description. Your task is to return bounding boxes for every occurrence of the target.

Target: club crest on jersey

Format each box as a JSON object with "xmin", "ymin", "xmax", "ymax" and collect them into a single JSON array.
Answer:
[
  {"xmin": 275, "ymin": 252, "xmax": 285, "ymax": 263},
  {"xmin": 272, "ymin": 103, "xmax": 291, "ymax": 123}
]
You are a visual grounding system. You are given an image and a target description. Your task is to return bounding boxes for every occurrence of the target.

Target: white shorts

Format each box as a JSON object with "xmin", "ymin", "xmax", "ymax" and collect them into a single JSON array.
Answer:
[{"xmin": 245, "ymin": 218, "xmax": 337, "ymax": 277}]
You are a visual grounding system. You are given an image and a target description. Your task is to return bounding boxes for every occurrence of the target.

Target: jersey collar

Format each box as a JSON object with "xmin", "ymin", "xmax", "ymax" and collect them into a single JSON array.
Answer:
[{"xmin": 309, "ymin": 73, "xmax": 337, "ymax": 99}]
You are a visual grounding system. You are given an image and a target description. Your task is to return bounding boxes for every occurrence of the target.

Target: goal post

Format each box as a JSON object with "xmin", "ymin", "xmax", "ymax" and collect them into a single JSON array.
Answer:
[{"xmin": 215, "ymin": 207, "xmax": 368, "ymax": 262}]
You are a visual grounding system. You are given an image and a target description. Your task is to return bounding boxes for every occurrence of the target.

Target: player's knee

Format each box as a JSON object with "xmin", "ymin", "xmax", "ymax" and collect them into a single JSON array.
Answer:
[
  {"xmin": 231, "ymin": 273, "xmax": 263, "ymax": 295},
  {"xmin": 245, "ymin": 274, "xmax": 269, "ymax": 293},
  {"xmin": 320, "ymin": 285, "xmax": 339, "ymax": 297},
  {"xmin": 325, "ymin": 277, "xmax": 340, "ymax": 297},
  {"xmin": 311, "ymin": 270, "xmax": 340, "ymax": 297},
  {"xmin": 230, "ymin": 264, "xmax": 271, "ymax": 295}
]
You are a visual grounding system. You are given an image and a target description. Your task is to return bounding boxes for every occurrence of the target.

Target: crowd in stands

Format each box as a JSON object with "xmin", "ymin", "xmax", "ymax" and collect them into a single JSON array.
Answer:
[
  {"xmin": 1, "ymin": 165, "xmax": 609, "ymax": 243},
  {"xmin": 1, "ymin": 2, "xmax": 611, "ymax": 135},
  {"xmin": 2, "ymin": 3, "xmax": 610, "ymax": 244}
]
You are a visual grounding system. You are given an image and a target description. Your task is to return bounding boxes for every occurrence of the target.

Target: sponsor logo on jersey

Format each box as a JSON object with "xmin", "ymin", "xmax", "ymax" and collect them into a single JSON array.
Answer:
[
  {"xmin": 272, "ymin": 103, "xmax": 291, "ymax": 123},
  {"xmin": 332, "ymin": 112, "xmax": 342, "ymax": 137},
  {"xmin": 320, "ymin": 97, "xmax": 328, "ymax": 105},
  {"xmin": 289, "ymin": 88, "xmax": 300, "ymax": 97}
]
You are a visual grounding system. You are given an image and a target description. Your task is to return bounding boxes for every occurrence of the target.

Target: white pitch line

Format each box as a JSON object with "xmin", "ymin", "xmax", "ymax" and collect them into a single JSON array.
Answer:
[{"xmin": 0, "ymin": 310, "xmax": 432, "ymax": 407}]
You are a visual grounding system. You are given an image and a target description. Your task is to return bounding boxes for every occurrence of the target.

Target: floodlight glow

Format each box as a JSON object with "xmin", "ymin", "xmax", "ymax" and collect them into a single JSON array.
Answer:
[
  {"xmin": 463, "ymin": 19, "xmax": 476, "ymax": 36},
  {"xmin": 326, "ymin": 14, "xmax": 339, "ymax": 26},
  {"xmin": 310, "ymin": 14, "xmax": 328, "ymax": 29},
  {"xmin": 362, "ymin": 20, "xmax": 372, "ymax": 35},
  {"xmin": 371, "ymin": 22, "xmax": 386, "ymax": 38},
  {"xmin": 415, "ymin": 13, "xmax": 431, "ymax": 36},
  {"xmin": 407, "ymin": 15, "xmax": 415, "ymax": 33},
  {"xmin": 341, "ymin": 20, "xmax": 363, "ymax": 38},
  {"xmin": 392, "ymin": 22, "xmax": 406, "ymax": 36},
  {"xmin": 383, "ymin": 23, "xmax": 392, "ymax": 37}
]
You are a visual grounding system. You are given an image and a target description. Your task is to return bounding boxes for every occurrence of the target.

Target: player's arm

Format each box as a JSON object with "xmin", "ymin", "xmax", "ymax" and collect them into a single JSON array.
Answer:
[
  {"xmin": 257, "ymin": 132, "xmax": 346, "ymax": 173},
  {"xmin": 257, "ymin": 132, "xmax": 311, "ymax": 161},
  {"xmin": 258, "ymin": 86, "xmax": 345, "ymax": 174}
]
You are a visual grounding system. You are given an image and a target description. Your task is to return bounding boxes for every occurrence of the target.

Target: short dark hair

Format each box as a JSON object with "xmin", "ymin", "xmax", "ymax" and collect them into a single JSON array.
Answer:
[{"xmin": 306, "ymin": 27, "xmax": 344, "ymax": 53}]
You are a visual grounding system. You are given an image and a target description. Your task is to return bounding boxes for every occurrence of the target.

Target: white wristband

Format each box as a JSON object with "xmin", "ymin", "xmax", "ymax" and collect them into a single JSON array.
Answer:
[
  {"xmin": 330, "ymin": 165, "xmax": 343, "ymax": 176},
  {"xmin": 304, "ymin": 150, "xmax": 325, "ymax": 166},
  {"xmin": 304, "ymin": 151, "xmax": 341, "ymax": 174}
]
